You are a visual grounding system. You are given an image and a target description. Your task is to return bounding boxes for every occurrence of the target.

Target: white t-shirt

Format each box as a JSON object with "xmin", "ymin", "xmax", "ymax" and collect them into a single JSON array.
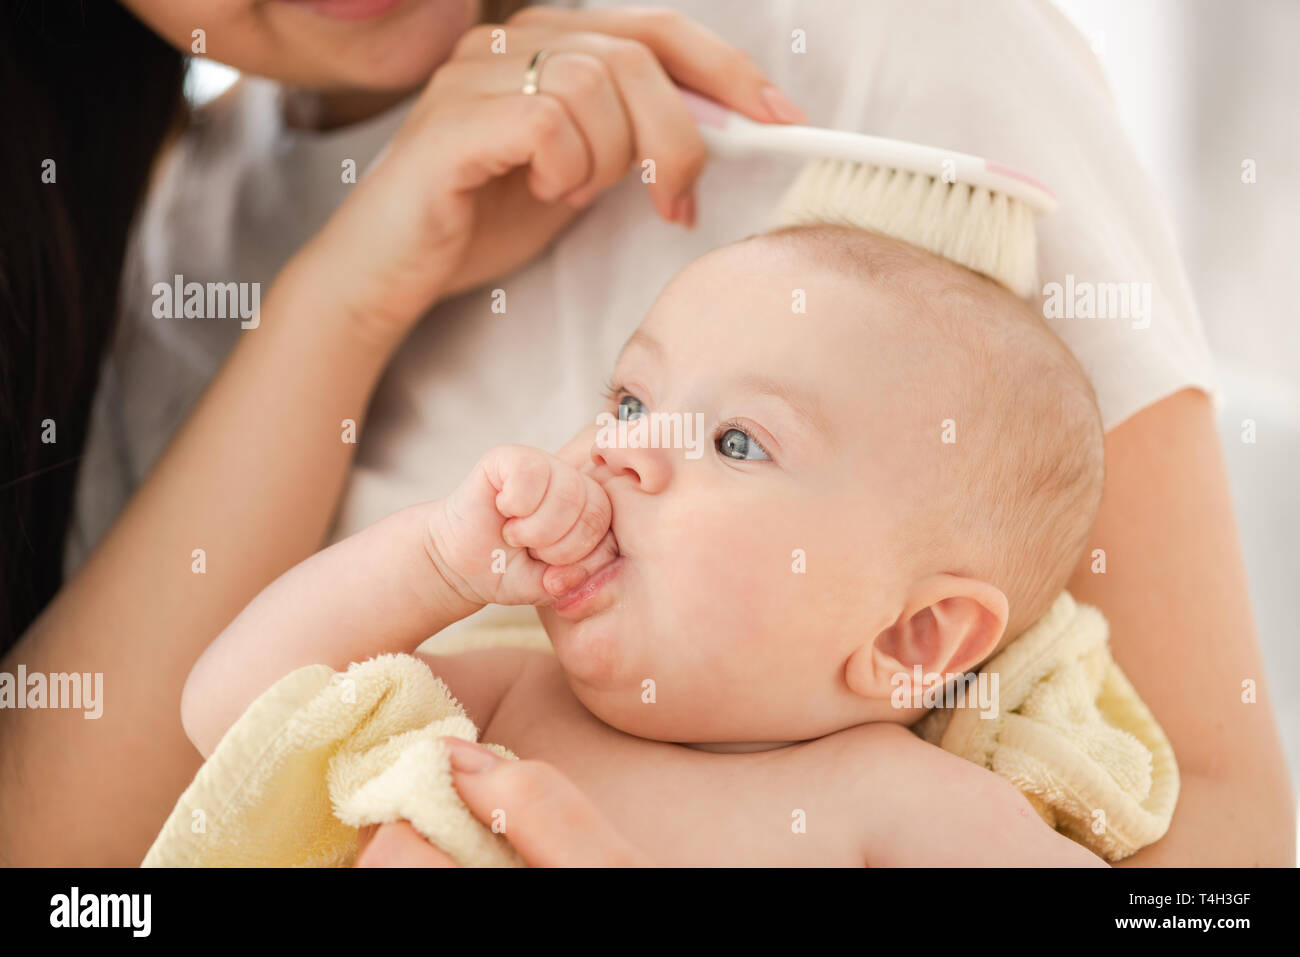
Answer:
[{"xmin": 68, "ymin": 0, "xmax": 1217, "ymax": 637}]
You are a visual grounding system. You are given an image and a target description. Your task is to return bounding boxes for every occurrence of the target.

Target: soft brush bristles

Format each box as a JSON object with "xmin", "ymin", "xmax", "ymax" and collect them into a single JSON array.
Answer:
[{"xmin": 769, "ymin": 158, "xmax": 1039, "ymax": 299}]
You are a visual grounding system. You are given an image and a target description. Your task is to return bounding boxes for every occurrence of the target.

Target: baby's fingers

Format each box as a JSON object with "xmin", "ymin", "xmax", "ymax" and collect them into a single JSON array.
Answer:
[
  {"xmin": 542, "ymin": 528, "xmax": 619, "ymax": 599},
  {"xmin": 484, "ymin": 445, "xmax": 553, "ymax": 520},
  {"xmin": 504, "ymin": 470, "xmax": 610, "ymax": 564}
]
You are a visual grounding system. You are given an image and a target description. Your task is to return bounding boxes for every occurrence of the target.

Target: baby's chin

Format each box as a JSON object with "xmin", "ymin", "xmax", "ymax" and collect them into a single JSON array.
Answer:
[
  {"xmin": 537, "ymin": 611, "xmax": 779, "ymax": 740},
  {"xmin": 537, "ymin": 605, "xmax": 687, "ymax": 737},
  {"xmin": 537, "ymin": 602, "xmax": 630, "ymax": 690}
]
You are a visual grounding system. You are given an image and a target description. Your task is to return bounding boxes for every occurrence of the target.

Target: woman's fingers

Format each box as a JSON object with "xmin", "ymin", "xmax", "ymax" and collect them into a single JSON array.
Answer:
[
  {"xmin": 506, "ymin": 5, "xmax": 801, "ymax": 125},
  {"xmin": 508, "ymin": 93, "xmax": 595, "ymax": 204},
  {"xmin": 437, "ymin": 35, "xmax": 700, "ymax": 221},
  {"xmin": 517, "ymin": 53, "xmax": 635, "ymax": 207},
  {"xmin": 442, "ymin": 738, "xmax": 651, "ymax": 867},
  {"xmin": 562, "ymin": 31, "xmax": 705, "ymax": 220},
  {"xmin": 444, "ymin": 9, "xmax": 807, "ymax": 223},
  {"xmin": 354, "ymin": 821, "xmax": 459, "ymax": 868},
  {"xmin": 426, "ymin": 92, "xmax": 591, "ymax": 205},
  {"xmin": 354, "ymin": 743, "xmax": 650, "ymax": 868},
  {"xmin": 429, "ymin": 50, "xmax": 635, "ymax": 208}
]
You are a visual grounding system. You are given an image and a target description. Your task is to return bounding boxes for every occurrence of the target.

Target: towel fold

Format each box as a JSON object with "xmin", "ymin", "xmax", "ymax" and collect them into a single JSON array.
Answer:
[
  {"xmin": 914, "ymin": 590, "xmax": 1180, "ymax": 861},
  {"xmin": 142, "ymin": 653, "xmax": 523, "ymax": 867}
]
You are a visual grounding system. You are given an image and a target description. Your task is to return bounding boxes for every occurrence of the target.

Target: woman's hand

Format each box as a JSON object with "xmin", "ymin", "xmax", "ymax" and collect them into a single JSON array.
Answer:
[
  {"xmin": 355, "ymin": 738, "xmax": 650, "ymax": 867},
  {"xmin": 301, "ymin": 4, "xmax": 805, "ymax": 347}
]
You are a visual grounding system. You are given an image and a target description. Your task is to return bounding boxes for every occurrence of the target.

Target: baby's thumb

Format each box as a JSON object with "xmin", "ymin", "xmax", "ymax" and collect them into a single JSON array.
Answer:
[{"xmin": 541, "ymin": 530, "xmax": 619, "ymax": 600}]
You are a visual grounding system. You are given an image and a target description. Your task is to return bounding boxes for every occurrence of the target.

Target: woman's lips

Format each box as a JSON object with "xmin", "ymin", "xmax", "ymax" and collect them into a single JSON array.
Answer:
[
  {"xmin": 281, "ymin": 0, "xmax": 406, "ymax": 22},
  {"xmin": 553, "ymin": 557, "xmax": 625, "ymax": 619}
]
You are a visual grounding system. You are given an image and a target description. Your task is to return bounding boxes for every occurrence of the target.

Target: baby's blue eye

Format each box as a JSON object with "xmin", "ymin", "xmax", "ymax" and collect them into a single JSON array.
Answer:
[
  {"xmin": 717, "ymin": 427, "xmax": 770, "ymax": 461},
  {"xmin": 617, "ymin": 395, "xmax": 647, "ymax": 421}
]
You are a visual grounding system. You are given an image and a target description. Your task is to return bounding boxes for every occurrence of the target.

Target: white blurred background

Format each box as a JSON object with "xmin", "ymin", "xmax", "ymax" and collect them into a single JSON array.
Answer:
[
  {"xmin": 189, "ymin": 0, "xmax": 1300, "ymax": 844},
  {"xmin": 1052, "ymin": 0, "xmax": 1300, "ymax": 849}
]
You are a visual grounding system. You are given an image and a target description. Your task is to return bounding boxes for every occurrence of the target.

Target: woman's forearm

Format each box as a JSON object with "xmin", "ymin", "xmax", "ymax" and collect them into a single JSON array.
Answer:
[
  {"xmin": 0, "ymin": 248, "xmax": 403, "ymax": 865},
  {"xmin": 1123, "ymin": 771, "xmax": 1290, "ymax": 866},
  {"xmin": 1067, "ymin": 388, "xmax": 1295, "ymax": 866}
]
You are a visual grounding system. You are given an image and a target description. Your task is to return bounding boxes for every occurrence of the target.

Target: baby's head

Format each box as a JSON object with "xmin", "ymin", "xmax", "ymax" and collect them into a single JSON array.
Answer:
[{"xmin": 537, "ymin": 224, "xmax": 1104, "ymax": 744}]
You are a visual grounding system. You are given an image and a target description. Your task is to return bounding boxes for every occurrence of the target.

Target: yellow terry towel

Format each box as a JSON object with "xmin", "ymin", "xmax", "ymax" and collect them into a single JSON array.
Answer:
[
  {"xmin": 142, "ymin": 653, "xmax": 524, "ymax": 867},
  {"xmin": 914, "ymin": 590, "xmax": 1180, "ymax": 861}
]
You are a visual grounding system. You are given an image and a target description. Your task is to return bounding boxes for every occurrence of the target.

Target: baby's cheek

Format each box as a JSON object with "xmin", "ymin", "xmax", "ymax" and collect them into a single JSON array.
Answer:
[
  {"xmin": 664, "ymin": 540, "xmax": 792, "ymax": 651},
  {"xmin": 682, "ymin": 500, "xmax": 802, "ymax": 595}
]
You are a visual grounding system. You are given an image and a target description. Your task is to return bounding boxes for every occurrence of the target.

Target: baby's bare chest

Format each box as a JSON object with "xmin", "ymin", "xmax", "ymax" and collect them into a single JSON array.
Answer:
[{"xmin": 480, "ymin": 656, "xmax": 867, "ymax": 866}]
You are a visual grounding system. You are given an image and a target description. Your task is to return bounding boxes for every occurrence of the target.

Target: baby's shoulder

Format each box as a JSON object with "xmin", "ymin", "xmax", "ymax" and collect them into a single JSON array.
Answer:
[
  {"xmin": 805, "ymin": 721, "xmax": 925, "ymax": 783},
  {"xmin": 803, "ymin": 721, "xmax": 974, "ymax": 823}
]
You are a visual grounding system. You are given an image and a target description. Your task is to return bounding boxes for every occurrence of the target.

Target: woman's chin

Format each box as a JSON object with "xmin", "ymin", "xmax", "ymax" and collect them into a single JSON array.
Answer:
[{"xmin": 272, "ymin": 0, "xmax": 473, "ymax": 90}]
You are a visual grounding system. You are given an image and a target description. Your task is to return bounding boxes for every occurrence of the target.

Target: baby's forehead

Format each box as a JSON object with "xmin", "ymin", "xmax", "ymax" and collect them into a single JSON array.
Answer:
[
  {"xmin": 649, "ymin": 230, "xmax": 959, "ymax": 364},
  {"xmin": 643, "ymin": 252, "xmax": 875, "ymax": 367},
  {"xmin": 623, "ymin": 252, "xmax": 929, "ymax": 434},
  {"xmin": 740, "ymin": 225, "xmax": 969, "ymax": 302},
  {"xmin": 641, "ymin": 226, "xmax": 1055, "ymax": 424},
  {"xmin": 695, "ymin": 229, "xmax": 893, "ymax": 290}
]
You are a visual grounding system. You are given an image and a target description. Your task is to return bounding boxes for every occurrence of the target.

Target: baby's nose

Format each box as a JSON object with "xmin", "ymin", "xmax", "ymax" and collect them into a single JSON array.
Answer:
[{"xmin": 589, "ymin": 441, "xmax": 670, "ymax": 493}]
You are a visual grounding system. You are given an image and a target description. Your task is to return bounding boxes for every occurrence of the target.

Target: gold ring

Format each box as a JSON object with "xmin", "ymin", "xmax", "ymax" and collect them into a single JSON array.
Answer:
[{"xmin": 522, "ymin": 49, "xmax": 552, "ymax": 95}]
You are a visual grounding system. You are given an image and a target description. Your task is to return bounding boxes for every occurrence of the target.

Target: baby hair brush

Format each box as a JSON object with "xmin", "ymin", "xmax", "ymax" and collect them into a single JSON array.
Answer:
[{"xmin": 680, "ymin": 89, "xmax": 1057, "ymax": 299}]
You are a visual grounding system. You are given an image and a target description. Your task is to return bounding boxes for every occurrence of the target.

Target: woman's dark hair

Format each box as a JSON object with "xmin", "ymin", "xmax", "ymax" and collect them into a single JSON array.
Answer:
[{"xmin": 0, "ymin": 3, "xmax": 187, "ymax": 654}]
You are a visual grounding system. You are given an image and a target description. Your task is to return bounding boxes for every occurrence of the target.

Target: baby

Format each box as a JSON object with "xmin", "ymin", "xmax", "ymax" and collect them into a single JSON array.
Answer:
[{"xmin": 182, "ymin": 223, "xmax": 1107, "ymax": 866}]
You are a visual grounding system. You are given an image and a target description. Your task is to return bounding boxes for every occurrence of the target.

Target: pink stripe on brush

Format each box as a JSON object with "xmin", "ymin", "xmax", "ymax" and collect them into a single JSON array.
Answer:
[{"xmin": 985, "ymin": 160, "xmax": 1056, "ymax": 199}]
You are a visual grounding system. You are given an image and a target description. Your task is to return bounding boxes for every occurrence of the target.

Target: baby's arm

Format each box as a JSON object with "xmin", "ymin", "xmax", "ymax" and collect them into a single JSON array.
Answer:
[
  {"xmin": 852, "ymin": 724, "xmax": 1108, "ymax": 867},
  {"xmin": 180, "ymin": 502, "xmax": 474, "ymax": 756},
  {"xmin": 181, "ymin": 445, "xmax": 617, "ymax": 757}
]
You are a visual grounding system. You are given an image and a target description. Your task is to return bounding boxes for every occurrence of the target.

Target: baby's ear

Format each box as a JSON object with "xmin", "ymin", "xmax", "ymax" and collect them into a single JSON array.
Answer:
[{"xmin": 845, "ymin": 575, "xmax": 1008, "ymax": 699}]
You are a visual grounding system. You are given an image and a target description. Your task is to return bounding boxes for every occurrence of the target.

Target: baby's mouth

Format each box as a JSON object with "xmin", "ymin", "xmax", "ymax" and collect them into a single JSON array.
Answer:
[
  {"xmin": 553, "ymin": 556, "xmax": 625, "ymax": 616},
  {"xmin": 551, "ymin": 518, "xmax": 624, "ymax": 617}
]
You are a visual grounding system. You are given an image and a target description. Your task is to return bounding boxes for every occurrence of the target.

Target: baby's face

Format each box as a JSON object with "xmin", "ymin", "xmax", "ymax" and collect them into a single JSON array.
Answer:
[{"xmin": 537, "ymin": 238, "xmax": 932, "ymax": 743}]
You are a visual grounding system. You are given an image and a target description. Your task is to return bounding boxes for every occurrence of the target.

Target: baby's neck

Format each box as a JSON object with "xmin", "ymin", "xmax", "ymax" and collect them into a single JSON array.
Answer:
[{"xmin": 682, "ymin": 741, "xmax": 798, "ymax": 754}]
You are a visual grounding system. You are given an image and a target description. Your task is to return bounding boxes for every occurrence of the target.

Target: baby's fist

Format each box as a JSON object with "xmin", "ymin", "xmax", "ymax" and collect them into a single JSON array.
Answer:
[{"xmin": 427, "ymin": 445, "xmax": 616, "ymax": 607}]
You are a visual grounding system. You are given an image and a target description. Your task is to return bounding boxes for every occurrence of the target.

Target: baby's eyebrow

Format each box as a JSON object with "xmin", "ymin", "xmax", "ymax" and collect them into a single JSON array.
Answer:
[
  {"xmin": 616, "ymin": 329, "xmax": 664, "ymax": 365},
  {"xmin": 616, "ymin": 331, "xmax": 832, "ymax": 442},
  {"xmin": 733, "ymin": 373, "xmax": 833, "ymax": 442}
]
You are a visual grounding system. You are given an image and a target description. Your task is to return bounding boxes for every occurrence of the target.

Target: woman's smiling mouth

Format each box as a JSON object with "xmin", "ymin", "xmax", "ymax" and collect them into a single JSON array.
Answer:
[{"xmin": 281, "ymin": 0, "xmax": 407, "ymax": 22}]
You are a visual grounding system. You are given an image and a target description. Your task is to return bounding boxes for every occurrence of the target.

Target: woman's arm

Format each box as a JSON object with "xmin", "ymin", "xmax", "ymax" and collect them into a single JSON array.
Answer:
[
  {"xmin": 1067, "ymin": 388, "xmax": 1295, "ymax": 866},
  {"xmin": 0, "ymin": 253, "xmax": 395, "ymax": 866}
]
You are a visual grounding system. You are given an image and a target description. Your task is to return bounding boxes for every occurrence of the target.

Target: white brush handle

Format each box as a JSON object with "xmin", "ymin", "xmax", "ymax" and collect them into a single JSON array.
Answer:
[{"xmin": 681, "ymin": 89, "xmax": 1058, "ymax": 215}]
